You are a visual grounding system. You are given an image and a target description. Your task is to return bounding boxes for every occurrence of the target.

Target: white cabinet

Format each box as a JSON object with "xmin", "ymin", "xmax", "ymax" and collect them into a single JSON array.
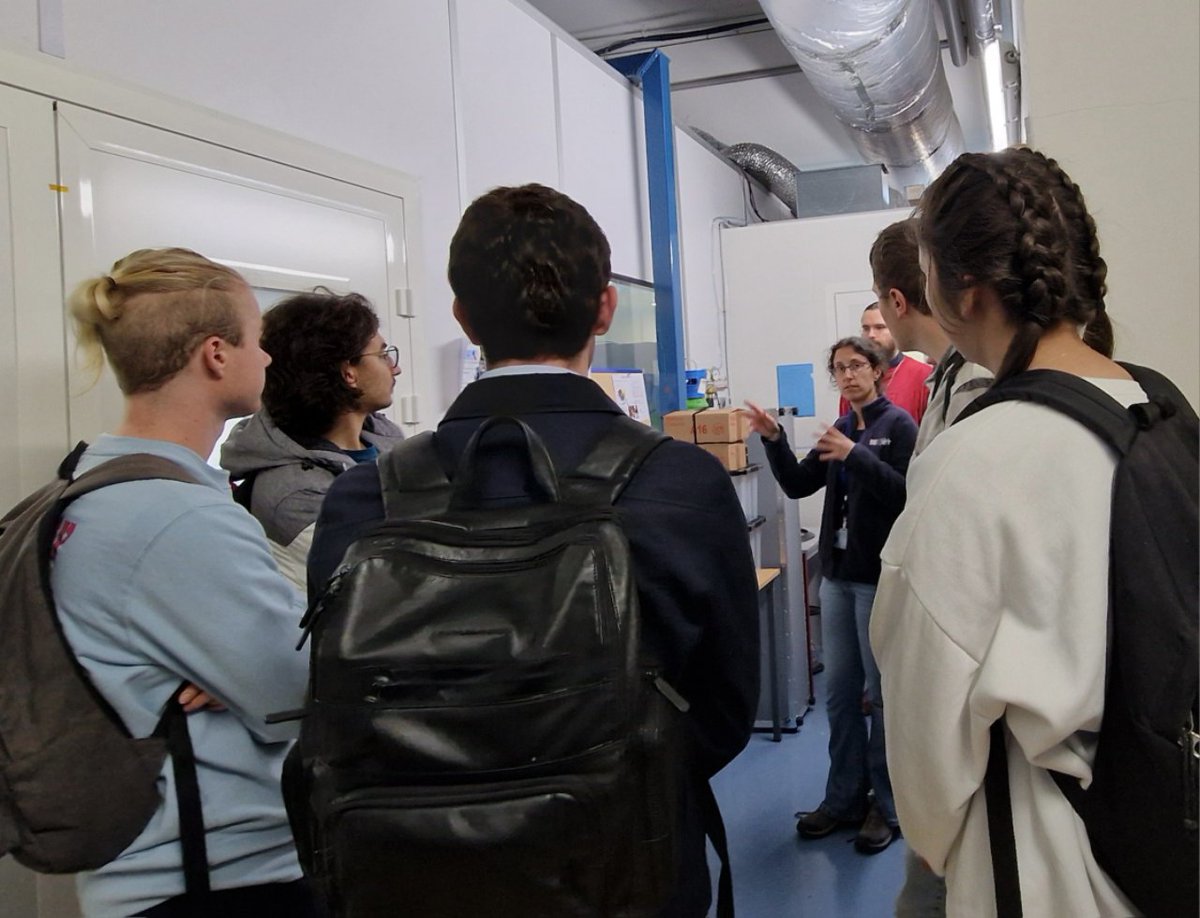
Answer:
[
  {"xmin": 55, "ymin": 103, "xmax": 422, "ymax": 460},
  {"xmin": 0, "ymin": 84, "xmax": 69, "ymax": 508}
]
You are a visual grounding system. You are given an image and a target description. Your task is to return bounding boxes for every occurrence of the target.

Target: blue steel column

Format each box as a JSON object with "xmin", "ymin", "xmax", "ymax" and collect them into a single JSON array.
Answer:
[{"xmin": 609, "ymin": 50, "xmax": 686, "ymax": 415}]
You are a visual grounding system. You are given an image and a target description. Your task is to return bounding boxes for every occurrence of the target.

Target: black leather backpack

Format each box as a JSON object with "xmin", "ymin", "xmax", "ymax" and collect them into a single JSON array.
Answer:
[{"xmin": 283, "ymin": 417, "xmax": 693, "ymax": 917}]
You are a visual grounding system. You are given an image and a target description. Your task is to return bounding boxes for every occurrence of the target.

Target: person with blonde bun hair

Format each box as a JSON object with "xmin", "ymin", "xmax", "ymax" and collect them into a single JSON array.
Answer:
[{"xmin": 51, "ymin": 248, "xmax": 318, "ymax": 916}]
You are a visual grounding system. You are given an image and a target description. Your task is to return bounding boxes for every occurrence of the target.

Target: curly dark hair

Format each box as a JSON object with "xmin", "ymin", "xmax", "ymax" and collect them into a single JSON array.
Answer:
[
  {"xmin": 260, "ymin": 289, "xmax": 380, "ymax": 440},
  {"xmin": 448, "ymin": 184, "xmax": 611, "ymax": 362},
  {"xmin": 915, "ymin": 146, "xmax": 1112, "ymax": 382}
]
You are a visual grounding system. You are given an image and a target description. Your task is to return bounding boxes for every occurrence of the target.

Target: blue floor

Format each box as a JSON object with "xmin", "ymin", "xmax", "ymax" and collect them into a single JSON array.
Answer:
[{"xmin": 708, "ymin": 673, "xmax": 906, "ymax": 916}]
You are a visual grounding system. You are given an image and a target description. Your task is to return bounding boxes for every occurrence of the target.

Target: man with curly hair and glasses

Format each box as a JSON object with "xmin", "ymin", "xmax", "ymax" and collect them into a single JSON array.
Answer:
[{"xmin": 222, "ymin": 290, "xmax": 404, "ymax": 593}]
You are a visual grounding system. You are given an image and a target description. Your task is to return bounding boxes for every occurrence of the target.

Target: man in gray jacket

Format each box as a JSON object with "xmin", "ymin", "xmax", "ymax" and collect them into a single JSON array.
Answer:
[{"xmin": 222, "ymin": 290, "xmax": 404, "ymax": 592}]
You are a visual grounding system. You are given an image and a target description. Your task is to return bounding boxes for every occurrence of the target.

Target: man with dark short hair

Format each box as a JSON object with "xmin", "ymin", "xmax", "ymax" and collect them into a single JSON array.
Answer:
[
  {"xmin": 869, "ymin": 219, "xmax": 991, "ymax": 456},
  {"xmin": 308, "ymin": 184, "xmax": 759, "ymax": 917}
]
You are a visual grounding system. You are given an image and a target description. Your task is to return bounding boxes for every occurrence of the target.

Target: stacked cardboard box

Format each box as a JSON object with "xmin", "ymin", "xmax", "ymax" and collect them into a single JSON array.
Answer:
[{"xmin": 662, "ymin": 407, "xmax": 752, "ymax": 471}]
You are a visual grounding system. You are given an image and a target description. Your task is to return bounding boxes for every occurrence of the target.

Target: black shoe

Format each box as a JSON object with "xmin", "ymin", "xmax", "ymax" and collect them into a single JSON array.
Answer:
[
  {"xmin": 795, "ymin": 806, "xmax": 858, "ymax": 839},
  {"xmin": 854, "ymin": 804, "xmax": 897, "ymax": 854}
]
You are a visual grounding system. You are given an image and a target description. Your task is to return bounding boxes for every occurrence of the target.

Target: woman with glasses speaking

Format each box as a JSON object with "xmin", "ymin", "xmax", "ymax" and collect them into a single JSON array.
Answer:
[
  {"xmin": 744, "ymin": 334, "xmax": 916, "ymax": 855},
  {"xmin": 222, "ymin": 289, "xmax": 404, "ymax": 594}
]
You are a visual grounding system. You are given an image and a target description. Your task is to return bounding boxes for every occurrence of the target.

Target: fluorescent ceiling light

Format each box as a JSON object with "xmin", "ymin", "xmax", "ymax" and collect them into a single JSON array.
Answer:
[{"xmin": 982, "ymin": 40, "xmax": 1008, "ymax": 151}]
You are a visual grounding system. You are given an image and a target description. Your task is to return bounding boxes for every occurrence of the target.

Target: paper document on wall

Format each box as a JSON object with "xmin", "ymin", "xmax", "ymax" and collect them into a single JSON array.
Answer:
[
  {"xmin": 459, "ymin": 339, "xmax": 484, "ymax": 391},
  {"xmin": 590, "ymin": 369, "xmax": 652, "ymax": 426}
]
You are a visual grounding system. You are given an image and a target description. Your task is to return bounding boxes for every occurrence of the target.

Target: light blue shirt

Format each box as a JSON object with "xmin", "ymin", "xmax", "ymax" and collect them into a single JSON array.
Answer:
[{"xmin": 51, "ymin": 435, "xmax": 308, "ymax": 916}]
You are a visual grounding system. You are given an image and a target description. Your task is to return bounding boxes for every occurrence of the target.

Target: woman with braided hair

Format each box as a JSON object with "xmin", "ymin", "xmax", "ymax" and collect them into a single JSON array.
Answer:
[{"xmin": 869, "ymin": 147, "xmax": 1149, "ymax": 916}]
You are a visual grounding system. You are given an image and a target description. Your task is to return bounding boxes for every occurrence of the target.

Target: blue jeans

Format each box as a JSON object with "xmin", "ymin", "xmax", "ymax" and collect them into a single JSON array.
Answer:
[{"xmin": 817, "ymin": 576, "xmax": 896, "ymax": 824}]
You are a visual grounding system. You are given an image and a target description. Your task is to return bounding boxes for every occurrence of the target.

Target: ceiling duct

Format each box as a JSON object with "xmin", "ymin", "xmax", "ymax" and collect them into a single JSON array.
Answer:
[
  {"xmin": 693, "ymin": 129, "xmax": 799, "ymax": 216},
  {"xmin": 758, "ymin": 0, "xmax": 965, "ymax": 194},
  {"xmin": 727, "ymin": 143, "xmax": 801, "ymax": 216}
]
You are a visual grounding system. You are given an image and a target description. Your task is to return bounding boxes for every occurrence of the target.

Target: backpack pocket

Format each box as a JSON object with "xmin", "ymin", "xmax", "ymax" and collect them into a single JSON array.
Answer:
[{"xmin": 323, "ymin": 778, "xmax": 608, "ymax": 918}]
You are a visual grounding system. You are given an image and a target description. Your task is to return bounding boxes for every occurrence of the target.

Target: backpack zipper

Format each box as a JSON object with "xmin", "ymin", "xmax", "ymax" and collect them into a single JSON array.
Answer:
[
  {"xmin": 297, "ymin": 564, "xmax": 353, "ymax": 649},
  {"xmin": 1183, "ymin": 710, "xmax": 1199, "ymax": 832},
  {"xmin": 649, "ymin": 672, "xmax": 690, "ymax": 713}
]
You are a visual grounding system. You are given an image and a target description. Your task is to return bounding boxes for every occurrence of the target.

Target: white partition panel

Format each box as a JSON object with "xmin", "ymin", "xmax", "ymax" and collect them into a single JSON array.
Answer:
[
  {"xmin": 722, "ymin": 209, "xmax": 904, "ymax": 530},
  {"xmin": 453, "ymin": 0, "xmax": 560, "ymax": 199},
  {"xmin": 555, "ymin": 36, "xmax": 650, "ymax": 282},
  {"xmin": 675, "ymin": 128, "xmax": 750, "ymax": 380}
]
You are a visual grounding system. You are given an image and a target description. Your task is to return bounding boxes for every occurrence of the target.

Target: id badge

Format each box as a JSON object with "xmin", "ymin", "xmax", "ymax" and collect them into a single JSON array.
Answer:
[{"xmin": 834, "ymin": 526, "xmax": 848, "ymax": 550}]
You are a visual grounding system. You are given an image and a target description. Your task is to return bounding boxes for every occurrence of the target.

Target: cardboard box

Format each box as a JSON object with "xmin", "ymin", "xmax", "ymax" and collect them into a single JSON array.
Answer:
[
  {"xmin": 700, "ymin": 441, "xmax": 749, "ymax": 471},
  {"xmin": 663, "ymin": 409, "xmax": 702, "ymax": 442},
  {"xmin": 695, "ymin": 408, "xmax": 753, "ymax": 444}
]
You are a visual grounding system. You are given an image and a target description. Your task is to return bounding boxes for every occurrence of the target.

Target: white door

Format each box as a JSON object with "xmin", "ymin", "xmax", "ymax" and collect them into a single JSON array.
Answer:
[
  {"xmin": 55, "ymin": 103, "xmax": 423, "ymax": 463},
  {"xmin": 0, "ymin": 86, "xmax": 70, "ymax": 507}
]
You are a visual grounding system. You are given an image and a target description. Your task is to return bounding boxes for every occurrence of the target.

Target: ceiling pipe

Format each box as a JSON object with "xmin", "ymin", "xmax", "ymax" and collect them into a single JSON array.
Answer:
[
  {"xmin": 937, "ymin": 0, "xmax": 969, "ymax": 66},
  {"xmin": 757, "ymin": 0, "xmax": 965, "ymax": 194},
  {"xmin": 963, "ymin": 0, "xmax": 998, "ymax": 56}
]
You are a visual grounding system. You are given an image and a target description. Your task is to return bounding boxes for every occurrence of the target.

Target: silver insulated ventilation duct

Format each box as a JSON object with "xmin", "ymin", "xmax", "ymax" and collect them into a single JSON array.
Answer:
[
  {"xmin": 723, "ymin": 142, "xmax": 800, "ymax": 215},
  {"xmin": 758, "ymin": 0, "xmax": 965, "ymax": 194}
]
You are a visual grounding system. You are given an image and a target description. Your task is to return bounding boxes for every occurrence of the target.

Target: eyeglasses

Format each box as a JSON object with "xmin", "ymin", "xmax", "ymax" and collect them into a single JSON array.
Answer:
[
  {"xmin": 832, "ymin": 360, "xmax": 872, "ymax": 376},
  {"xmin": 357, "ymin": 345, "xmax": 401, "ymax": 370}
]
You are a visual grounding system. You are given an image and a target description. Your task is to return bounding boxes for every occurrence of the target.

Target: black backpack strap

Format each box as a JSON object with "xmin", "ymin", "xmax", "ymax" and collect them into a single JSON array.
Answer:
[
  {"xmin": 38, "ymin": 454, "xmax": 200, "ymax": 598},
  {"xmin": 954, "ymin": 369, "xmax": 1139, "ymax": 456},
  {"xmin": 379, "ymin": 419, "xmax": 667, "ymax": 515},
  {"xmin": 564, "ymin": 415, "xmax": 668, "ymax": 504},
  {"xmin": 699, "ymin": 778, "xmax": 735, "ymax": 918},
  {"xmin": 935, "ymin": 350, "xmax": 967, "ymax": 425},
  {"xmin": 377, "ymin": 431, "xmax": 451, "ymax": 519},
  {"xmin": 984, "ymin": 718, "xmax": 1023, "ymax": 918},
  {"xmin": 953, "ymin": 363, "xmax": 1197, "ymax": 457},
  {"xmin": 56, "ymin": 440, "xmax": 90, "ymax": 479},
  {"xmin": 231, "ymin": 470, "xmax": 258, "ymax": 510},
  {"xmin": 153, "ymin": 684, "xmax": 210, "ymax": 898}
]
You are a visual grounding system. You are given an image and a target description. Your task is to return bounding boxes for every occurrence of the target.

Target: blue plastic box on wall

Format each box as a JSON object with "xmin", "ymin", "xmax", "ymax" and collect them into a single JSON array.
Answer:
[{"xmin": 776, "ymin": 363, "xmax": 815, "ymax": 417}]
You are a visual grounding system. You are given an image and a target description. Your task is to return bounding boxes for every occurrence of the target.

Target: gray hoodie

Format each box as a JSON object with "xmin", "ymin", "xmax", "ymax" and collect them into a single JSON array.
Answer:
[{"xmin": 221, "ymin": 410, "xmax": 404, "ymax": 591}]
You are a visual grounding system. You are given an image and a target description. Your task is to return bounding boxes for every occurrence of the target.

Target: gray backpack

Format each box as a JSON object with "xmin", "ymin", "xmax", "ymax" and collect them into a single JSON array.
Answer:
[{"xmin": 0, "ymin": 444, "xmax": 208, "ymax": 885}]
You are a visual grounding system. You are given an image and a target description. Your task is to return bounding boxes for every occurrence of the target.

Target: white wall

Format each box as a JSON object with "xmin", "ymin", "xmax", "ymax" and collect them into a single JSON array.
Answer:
[
  {"xmin": 1023, "ymin": 0, "xmax": 1200, "ymax": 406},
  {"xmin": 555, "ymin": 31, "xmax": 651, "ymax": 280},
  {"xmin": 0, "ymin": 0, "xmax": 755, "ymax": 426},
  {"xmin": 676, "ymin": 127, "xmax": 753, "ymax": 384}
]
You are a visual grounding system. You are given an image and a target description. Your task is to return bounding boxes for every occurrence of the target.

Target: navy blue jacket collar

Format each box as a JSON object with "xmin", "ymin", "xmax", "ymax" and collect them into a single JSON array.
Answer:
[
  {"xmin": 839, "ymin": 395, "xmax": 893, "ymax": 432},
  {"xmin": 441, "ymin": 373, "xmax": 625, "ymax": 423}
]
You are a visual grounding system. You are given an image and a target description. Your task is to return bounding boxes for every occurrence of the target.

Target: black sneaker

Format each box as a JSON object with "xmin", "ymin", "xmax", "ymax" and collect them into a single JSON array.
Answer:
[
  {"xmin": 854, "ymin": 804, "xmax": 897, "ymax": 854},
  {"xmin": 795, "ymin": 806, "xmax": 858, "ymax": 839}
]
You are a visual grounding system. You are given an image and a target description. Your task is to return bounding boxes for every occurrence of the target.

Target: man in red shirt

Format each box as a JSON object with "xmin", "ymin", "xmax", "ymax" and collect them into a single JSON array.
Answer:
[{"xmin": 840, "ymin": 303, "xmax": 933, "ymax": 423}]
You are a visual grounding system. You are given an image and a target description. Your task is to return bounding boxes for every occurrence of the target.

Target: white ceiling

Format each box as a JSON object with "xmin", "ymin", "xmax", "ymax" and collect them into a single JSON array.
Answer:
[{"xmin": 525, "ymin": 0, "xmax": 992, "ymax": 176}]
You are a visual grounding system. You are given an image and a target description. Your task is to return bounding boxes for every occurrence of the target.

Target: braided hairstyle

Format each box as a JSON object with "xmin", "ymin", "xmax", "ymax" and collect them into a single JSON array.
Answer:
[{"xmin": 915, "ymin": 147, "xmax": 1112, "ymax": 381}]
